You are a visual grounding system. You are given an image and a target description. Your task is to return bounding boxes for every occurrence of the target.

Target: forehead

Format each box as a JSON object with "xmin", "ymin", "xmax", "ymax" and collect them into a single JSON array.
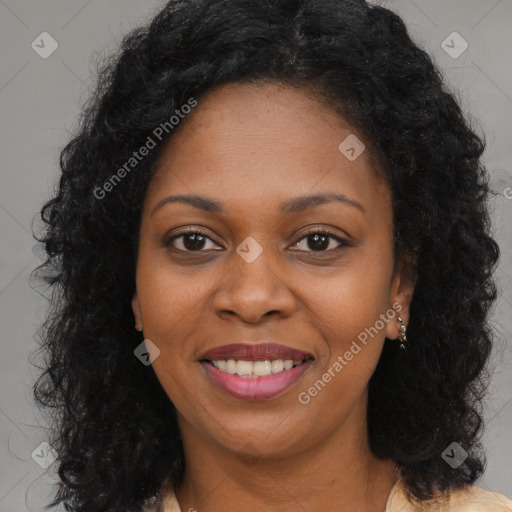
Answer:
[{"xmin": 146, "ymin": 82, "xmax": 390, "ymax": 224}]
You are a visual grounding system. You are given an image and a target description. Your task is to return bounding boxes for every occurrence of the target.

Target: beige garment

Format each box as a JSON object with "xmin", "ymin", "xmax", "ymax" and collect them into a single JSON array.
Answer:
[
  {"xmin": 144, "ymin": 478, "xmax": 512, "ymax": 511},
  {"xmin": 385, "ymin": 478, "xmax": 512, "ymax": 511}
]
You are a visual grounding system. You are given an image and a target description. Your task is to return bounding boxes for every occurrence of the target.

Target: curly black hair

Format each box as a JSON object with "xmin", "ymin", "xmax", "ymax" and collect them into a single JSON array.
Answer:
[{"xmin": 32, "ymin": 0, "xmax": 500, "ymax": 510}]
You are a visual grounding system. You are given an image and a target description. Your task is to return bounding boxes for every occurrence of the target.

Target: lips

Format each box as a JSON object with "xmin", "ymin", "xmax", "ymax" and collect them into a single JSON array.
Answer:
[
  {"xmin": 199, "ymin": 343, "xmax": 312, "ymax": 362},
  {"xmin": 199, "ymin": 343, "xmax": 314, "ymax": 400}
]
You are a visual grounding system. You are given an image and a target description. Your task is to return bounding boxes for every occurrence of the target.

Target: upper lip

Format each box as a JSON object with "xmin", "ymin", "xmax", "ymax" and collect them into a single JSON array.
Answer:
[{"xmin": 199, "ymin": 343, "xmax": 313, "ymax": 362}]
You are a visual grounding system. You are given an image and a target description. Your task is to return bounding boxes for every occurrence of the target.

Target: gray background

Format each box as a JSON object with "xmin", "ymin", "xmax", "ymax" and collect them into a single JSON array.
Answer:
[{"xmin": 0, "ymin": 0, "xmax": 511, "ymax": 510}]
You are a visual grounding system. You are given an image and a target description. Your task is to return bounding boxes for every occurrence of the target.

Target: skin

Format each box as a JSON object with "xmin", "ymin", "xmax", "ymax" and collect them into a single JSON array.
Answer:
[{"xmin": 132, "ymin": 81, "xmax": 416, "ymax": 512}]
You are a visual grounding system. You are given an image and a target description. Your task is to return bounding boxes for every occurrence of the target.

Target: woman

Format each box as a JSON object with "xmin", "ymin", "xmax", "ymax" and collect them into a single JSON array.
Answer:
[{"xmin": 33, "ymin": 0, "xmax": 512, "ymax": 511}]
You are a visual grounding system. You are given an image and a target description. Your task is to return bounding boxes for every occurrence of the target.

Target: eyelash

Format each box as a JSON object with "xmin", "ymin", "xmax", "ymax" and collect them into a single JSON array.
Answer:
[{"xmin": 164, "ymin": 227, "xmax": 349, "ymax": 255}]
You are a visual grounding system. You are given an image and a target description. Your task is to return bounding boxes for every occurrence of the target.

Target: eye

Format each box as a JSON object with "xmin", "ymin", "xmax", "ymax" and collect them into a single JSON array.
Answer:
[
  {"xmin": 290, "ymin": 228, "xmax": 349, "ymax": 253},
  {"xmin": 164, "ymin": 230, "xmax": 221, "ymax": 252},
  {"xmin": 164, "ymin": 227, "xmax": 349, "ymax": 254}
]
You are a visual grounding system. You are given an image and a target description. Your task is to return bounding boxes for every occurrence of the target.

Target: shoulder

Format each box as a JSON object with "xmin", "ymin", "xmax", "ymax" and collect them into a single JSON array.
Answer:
[
  {"xmin": 142, "ymin": 487, "xmax": 182, "ymax": 512},
  {"xmin": 144, "ymin": 480, "xmax": 512, "ymax": 512},
  {"xmin": 386, "ymin": 480, "xmax": 512, "ymax": 511},
  {"xmin": 141, "ymin": 474, "xmax": 182, "ymax": 512},
  {"xmin": 441, "ymin": 485, "xmax": 512, "ymax": 512}
]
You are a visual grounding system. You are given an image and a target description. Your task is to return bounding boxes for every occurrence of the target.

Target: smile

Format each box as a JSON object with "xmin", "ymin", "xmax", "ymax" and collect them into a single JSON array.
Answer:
[
  {"xmin": 206, "ymin": 357, "xmax": 312, "ymax": 378},
  {"xmin": 198, "ymin": 342, "xmax": 314, "ymax": 400},
  {"xmin": 201, "ymin": 359, "xmax": 313, "ymax": 400}
]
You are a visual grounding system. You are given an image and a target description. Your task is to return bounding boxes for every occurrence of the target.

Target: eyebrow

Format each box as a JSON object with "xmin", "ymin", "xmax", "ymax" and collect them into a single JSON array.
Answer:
[{"xmin": 150, "ymin": 192, "xmax": 365, "ymax": 216}]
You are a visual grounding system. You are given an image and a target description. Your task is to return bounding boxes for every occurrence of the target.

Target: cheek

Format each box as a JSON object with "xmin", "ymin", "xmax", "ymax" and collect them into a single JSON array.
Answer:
[
  {"xmin": 302, "ymin": 252, "xmax": 394, "ymax": 376},
  {"xmin": 134, "ymin": 266, "xmax": 209, "ymax": 411},
  {"xmin": 136, "ymin": 250, "xmax": 207, "ymax": 338},
  {"xmin": 137, "ymin": 267, "xmax": 205, "ymax": 411},
  {"xmin": 300, "ymin": 293, "xmax": 388, "ymax": 419}
]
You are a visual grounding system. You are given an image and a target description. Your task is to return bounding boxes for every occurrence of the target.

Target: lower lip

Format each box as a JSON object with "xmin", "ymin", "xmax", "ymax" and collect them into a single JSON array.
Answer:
[{"xmin": 201, "ymin": 361, "xmax": 312, "ymax": 401}]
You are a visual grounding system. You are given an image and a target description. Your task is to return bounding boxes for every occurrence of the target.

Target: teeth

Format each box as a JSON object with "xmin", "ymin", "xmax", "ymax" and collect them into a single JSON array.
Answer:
[
  {"xmin": 226, "ymin": 359, "xmax": 237, "ymax": 374},
  {"xmin": 209, "ymin": 358, "xmax": 306, "ymax": 378},
  {"xmin": 271, "ymin": 360, "xmax": 283, "ymax": 374},
  {"xmin": 253, "ymin": 360, "xmax": 272, "ymax": 376},
  {"xmin": 236, "ymin": 360, "xmax": 253, "ymax": 377}
]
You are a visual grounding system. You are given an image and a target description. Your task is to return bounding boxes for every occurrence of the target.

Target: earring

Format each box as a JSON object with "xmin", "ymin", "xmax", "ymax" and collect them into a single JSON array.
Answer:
[
  {"xmin": 135, "ymin": 322, "xmax": 143, "ymax": 332},
  {"xmin": 397, "ymin": 316, "xmax": 407, "ymax": 350}
]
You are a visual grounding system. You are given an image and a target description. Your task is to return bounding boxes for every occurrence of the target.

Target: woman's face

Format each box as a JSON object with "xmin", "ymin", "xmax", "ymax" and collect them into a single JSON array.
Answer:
[{"xmin": 133, "ymin": 82, "xmax": 413, "ymax": 459}]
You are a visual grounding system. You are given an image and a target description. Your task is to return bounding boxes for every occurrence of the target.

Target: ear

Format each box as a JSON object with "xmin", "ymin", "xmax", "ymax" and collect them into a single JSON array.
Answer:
[
  {"xmin": 385, "ymin": 253, "xmax": 416, "ymax": 340},
  {"xmin": 132, "ymin": 292, "xmax": 143, "ymax": 331}
]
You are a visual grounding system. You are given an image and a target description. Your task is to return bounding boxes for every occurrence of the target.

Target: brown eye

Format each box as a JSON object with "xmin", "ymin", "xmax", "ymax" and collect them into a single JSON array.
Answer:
[
  {"xmin": 165, "ymin": 230, "xmax": 221, "ymax": 252},
  {"xmin": 290, "ymin": 229, "xmax": 348, "ymax": 253}
]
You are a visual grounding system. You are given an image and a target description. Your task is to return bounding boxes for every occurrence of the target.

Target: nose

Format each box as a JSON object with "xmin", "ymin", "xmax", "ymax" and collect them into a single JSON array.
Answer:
[{"xmin": 213, "ymin": 249, "xmax": 296, "ymax": 324}]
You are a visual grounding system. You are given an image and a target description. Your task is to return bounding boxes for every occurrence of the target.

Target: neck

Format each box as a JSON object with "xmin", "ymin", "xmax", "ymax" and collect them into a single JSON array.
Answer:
[{"xmin": 173, "ymin": 398, "xmax": 398, "ymax": 512}]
